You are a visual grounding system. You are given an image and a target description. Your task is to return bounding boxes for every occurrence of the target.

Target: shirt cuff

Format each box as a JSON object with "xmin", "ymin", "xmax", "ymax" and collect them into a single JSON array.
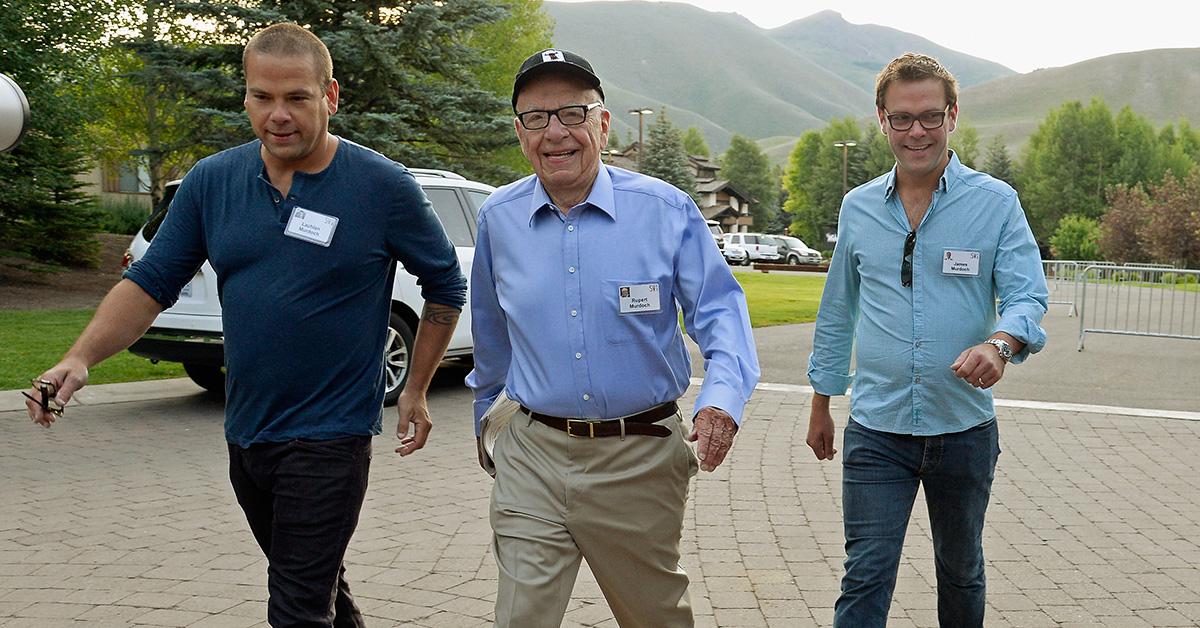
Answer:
[
  {"xmin": 807, "ymin": 364, "xmax": 852, "ymax": 397},
  {"xmin": 995, "ymin": 313, "xmax": 1047, "ymax": 365},
  {"xmin": 693, "ymin": 382, "xmax": 748, "ymax": 427}
]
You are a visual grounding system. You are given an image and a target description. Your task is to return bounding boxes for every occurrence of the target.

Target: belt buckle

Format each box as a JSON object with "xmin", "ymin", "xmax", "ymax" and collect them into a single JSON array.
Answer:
[{"xmin": 566, "ymin": 419, "xmax": 596, "ymax": 438}]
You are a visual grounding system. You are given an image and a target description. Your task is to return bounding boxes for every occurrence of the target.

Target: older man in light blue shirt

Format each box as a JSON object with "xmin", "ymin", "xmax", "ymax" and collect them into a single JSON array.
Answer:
[
  {"xmin": 807, "ymin": 53, "xmax": 1047, "ymax": 628},
  {"xmin": 467, "ymin": 49, "xmax": 758, "ymax": 628}
]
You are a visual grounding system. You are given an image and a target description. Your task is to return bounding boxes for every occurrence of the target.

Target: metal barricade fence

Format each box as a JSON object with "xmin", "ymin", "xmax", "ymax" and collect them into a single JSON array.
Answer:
[
  {"xmin": 1076, "ymin": 265, "xmax": 1200, "ymax": 350},
  {"xmin": 1041, "ymin": 260, "xmax": 1116, "ymax": 316}
]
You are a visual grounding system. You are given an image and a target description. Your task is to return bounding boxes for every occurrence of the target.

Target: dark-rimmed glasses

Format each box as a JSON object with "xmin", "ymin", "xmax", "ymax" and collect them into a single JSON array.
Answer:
[
  {"xmin": 884, "ymin": 106, "xmax": 949, "ymax": 132},
  {"xmin": 22, "ymin": 378, "xmax": 64, "ymax": 417},
  {"xmin": 901, "ymin": 230, "xmax": 916, "ymax": 287},
  {"xmin": 516, "ymin": 102, "xmax": 603, "ymax": 130}
]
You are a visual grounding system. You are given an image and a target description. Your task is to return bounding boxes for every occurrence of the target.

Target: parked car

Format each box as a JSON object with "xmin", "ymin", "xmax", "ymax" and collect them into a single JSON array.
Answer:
[
  {"xmin": 761, "ymin": 234, "xmax": 823, "ymax": 265},
  {"xmin": 124, "ymin": 168, "xmax": 494, "ymax": 404},
  {"xmin": 705, "ymin": 219, "xmax": 725, "ymax": 252},
  {"xmin": 721, "ymin": 232, "xmax": 780, "ymax": 265},
  {"xmin": 722, "ymin": 246, "xmax": 748, "ymax": 265}
]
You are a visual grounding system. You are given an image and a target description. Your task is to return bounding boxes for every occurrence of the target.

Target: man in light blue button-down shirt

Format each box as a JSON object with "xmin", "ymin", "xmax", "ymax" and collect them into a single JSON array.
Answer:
[
  {"xmin": 806, "ymin": 54, "xmax": 1047, "ymax": 627},
  {"xmin": 466, "ymin": 49, "xmax": 759, "ymax": 628}
]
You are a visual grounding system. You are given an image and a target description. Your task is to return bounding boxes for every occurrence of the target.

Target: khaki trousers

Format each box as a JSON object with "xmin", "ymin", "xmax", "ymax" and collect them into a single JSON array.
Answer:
[{"xmin": 490, "ymin": 409, "xmax": 699, "ymax": 628}]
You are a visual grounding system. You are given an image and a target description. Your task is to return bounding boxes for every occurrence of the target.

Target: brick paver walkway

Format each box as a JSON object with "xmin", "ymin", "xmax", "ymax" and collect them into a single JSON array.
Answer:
[{"xmin": 2, "ymin": 381, "xmax": 1198, "ymax": 627}]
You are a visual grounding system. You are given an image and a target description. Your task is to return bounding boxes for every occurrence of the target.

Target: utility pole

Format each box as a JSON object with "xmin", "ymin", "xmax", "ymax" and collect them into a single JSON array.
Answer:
[
  {"xmin": 629, "ymin": 108, "xmax": 654, "ymax": 170},
  {"xmin": 833, "ymin": 140, "xmax": 858, "ymax": 196}
]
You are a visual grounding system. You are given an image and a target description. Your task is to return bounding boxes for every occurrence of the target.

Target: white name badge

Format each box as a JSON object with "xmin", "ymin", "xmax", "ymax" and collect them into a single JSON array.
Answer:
[
  {"xmin": 942, "ymin": 249, "xmax": 981, "ymax": 276},
  {"xmin": 618, "ymin": 282, "xmax": 661, "ymax": 314},
  {"xmin": 284, "ymin": 206, "xmax": 339, "ymax": 247}
]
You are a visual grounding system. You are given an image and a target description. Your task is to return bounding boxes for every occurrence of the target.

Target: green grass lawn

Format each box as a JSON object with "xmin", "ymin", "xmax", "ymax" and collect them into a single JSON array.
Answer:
[
  {"xmin": 1, "ymin": 273, "xmax": 827, "ymax": 389},
  {"xmin": 0, "ymin": 309, "xmax": 185, "ymax": 390}
]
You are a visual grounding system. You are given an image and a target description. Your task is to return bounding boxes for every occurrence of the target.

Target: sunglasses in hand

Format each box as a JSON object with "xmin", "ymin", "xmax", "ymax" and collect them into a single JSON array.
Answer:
[{"xmin": 23, "ymin": 378, "xmax": 65, "ymax": 417}]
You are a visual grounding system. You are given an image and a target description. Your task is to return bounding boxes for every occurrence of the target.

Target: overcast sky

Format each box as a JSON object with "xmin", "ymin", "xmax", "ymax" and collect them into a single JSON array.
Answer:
[{"xmin": 552, "ymin": 0, "xmax": 1200, "ymax": 73}]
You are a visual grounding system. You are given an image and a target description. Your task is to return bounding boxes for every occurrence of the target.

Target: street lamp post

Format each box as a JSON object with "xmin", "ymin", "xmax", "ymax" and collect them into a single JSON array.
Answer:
[
  {"xmin": 832, "ymin": 140, "xmax": 858, "ymax": 196},
  {"xmin": 629, "ymin": 108, "xmax": 654, "ymax": 169}
]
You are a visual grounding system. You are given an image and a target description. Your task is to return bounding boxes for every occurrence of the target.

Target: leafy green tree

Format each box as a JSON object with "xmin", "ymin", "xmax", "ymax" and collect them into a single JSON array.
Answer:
[
  {"xmin": 1018, "ymin": 99, "xmax": 1119, "ymax": 242},
  {"xmin": 982, "ymin": 135, "xmax": 1015, "ymax": 187},
  {"xmin": 682, "ymin": 126, "xmax": 710, "ymax": 157},
  {"xmin": 1157, "ymin": 122, "xmax": 1200, "ymax": 180},
  {"xmin": 1111, "ymin": 106, "xmax": 1165, "ymax": 188},
  {"xmin": 159, "ymin": 0, "xmax": 519, "ymax": 185},
  {"xmin": 950, "ymin": 123, "xmax": 980, "ymax": 168},
  {"xmin": 640, "ymin": 109, "xmax": 696, "ymax": 199},
  {"xmin": 721, "ymin": 135, "xmax": 778, "ymax": 232},
  {"xmin": 0, "ymin": 0, "xmax": 115, "ymax": 267},
  {"xmin": 1049, "ymin": 214, "xmax": 1101, "ymax": 260},
  {"xmin": 782, "ymin": 117, "xmax": 872, "ymax": 246}
]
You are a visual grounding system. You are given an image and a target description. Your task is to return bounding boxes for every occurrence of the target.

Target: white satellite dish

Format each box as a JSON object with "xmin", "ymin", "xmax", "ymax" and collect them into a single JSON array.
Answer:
[{"xmin": 0, "ymin": 74, "xmax": 31, "ymax": 153}]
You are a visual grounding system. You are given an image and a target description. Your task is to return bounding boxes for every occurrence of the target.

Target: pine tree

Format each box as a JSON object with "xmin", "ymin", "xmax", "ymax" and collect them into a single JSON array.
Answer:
[
  {"xmin": 721, "ymin": 135, "xmax": 778, "ymax": 232},
  {"xmin": 640, "ymin": 109, "xmax": 696, "ymax": 199},
  {"xmin": 982, "ymin": 135, "xmax": 1015, "ymax": 187}
]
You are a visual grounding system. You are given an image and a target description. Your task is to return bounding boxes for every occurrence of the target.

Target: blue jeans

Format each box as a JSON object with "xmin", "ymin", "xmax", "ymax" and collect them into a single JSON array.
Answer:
[
  {"xmin": 229, "ymin": 435, "xmax": 372, "ymax": 628},
  {"xmin": 834, "ymin": 418, "xmax": 999, "ymax": 628}
]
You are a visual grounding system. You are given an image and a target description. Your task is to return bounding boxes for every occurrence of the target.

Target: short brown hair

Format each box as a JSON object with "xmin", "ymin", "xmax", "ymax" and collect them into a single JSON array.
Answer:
[
  {"xmin": 243, "ymin": 23, "xmax": 333, "ymax": 87},
  {"xmin": 874, "ymin": 53, "xmax": 958, "ymax": 111}
]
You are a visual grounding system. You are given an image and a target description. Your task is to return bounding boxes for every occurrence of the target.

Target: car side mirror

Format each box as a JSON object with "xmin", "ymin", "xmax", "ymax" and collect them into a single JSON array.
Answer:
[{"xmin": 0, "ymin": 74, "xmax": 31, "ymax": 153}]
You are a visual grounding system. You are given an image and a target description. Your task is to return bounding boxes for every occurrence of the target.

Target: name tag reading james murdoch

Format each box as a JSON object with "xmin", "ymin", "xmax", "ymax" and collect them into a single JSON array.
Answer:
[
  {"xmin": 284, "ymin": 206, "xmax": 339, "ymax": 247},
  {"xmin": 619, "ymin": 282, "xmax": 662, "ymax": 314},
  {"xmin": 942, "ymin": 249, "xmax": 981, "ymax": 276}
]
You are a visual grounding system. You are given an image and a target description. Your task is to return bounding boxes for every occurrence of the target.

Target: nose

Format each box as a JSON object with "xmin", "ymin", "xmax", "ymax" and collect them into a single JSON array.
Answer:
[
  {"xmin": 543, "ymin": 113, "xmax": 571, "ymax": 138},
  {"xmin": 268, "ymin": 101, "xmax": 291, "ymax": 125}
]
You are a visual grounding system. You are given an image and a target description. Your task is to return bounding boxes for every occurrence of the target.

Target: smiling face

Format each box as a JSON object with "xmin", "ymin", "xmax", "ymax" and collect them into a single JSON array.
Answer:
[
  {"xmin": 514, "ymin": 74, "xmax": 610, "ymax": 209},
  {"xmin": 244, "ymin": 51, "xmax": 339, "ymax": 171},
  {"xmin": 878, "ymin": 77, "xmax": 957, "ymax": 188}
]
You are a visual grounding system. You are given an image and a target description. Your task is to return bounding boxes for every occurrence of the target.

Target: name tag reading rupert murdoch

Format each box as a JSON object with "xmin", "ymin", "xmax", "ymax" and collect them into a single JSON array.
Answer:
[
  {"xmin": 942, "ymin": 249, "xmax": 981, "ymax": 276},
  {"xmin": 618, "ymin": 282, "xmax": 662, "ymax": 314},
  {"xmin": 284, "ymin": 206, "xmax": 339, "ymax": 247}
]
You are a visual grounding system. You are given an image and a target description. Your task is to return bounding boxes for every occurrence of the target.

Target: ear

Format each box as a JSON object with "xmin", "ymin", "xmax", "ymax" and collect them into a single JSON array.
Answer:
[
  {"xmin": 325, "ymin": 78, "xmax": 340, "ymax": 116},
  {"xmin": 947, "ymin": 103, "xmax": 959, "ymax": 133},
  {"xmin": 876, "ymin": 108, "xmax": 887, "ymax": 135},
  {"xmin": 598, "ymin": 107, "xmax": 611, "ymax": 146}
]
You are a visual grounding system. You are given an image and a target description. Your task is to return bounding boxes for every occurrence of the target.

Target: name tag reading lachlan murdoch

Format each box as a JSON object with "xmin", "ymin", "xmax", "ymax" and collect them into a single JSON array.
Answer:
[
  {"xmin": 618, "ymin": 282, "xmax": 661, "ymax": 314},
  {"xmin": 284, "ymin": 206, "xmax": 339, "ymax": 247}
]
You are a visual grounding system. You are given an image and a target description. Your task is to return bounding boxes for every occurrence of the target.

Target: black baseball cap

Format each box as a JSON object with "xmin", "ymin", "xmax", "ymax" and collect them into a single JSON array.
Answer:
[{"xmin": 512, "ymin": 49, "xmax": 604, "ymax": 111}]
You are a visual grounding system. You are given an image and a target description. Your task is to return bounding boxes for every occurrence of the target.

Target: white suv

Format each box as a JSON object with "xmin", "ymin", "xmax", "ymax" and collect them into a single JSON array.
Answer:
[
  {"xmin": 124, "ymin": 168, "xmax": 493, "ymax": 404},
  {"xmin": 721, "ymin": 232, "xmax": 781, "ymax": 265}
]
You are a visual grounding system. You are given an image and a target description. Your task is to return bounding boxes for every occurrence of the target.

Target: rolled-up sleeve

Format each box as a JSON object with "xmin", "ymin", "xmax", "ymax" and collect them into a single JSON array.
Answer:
[
  {"xmin": 673, "ymin": 199, "xmax": 760, "ymax": 425},
  {"xmin": 807, "ymin": 206, "xmax": 860, "ymax": 396},
  {"xmin": 992, "ymin": 198, "xmax": 1048, "ymax": 364},
  {"xmin": 386, "ymin": 170, "xmax": 467, "ymax": 310},
  {"xmin": 464, "ymin": 211, "xmax": 512, "ymax": 435}
]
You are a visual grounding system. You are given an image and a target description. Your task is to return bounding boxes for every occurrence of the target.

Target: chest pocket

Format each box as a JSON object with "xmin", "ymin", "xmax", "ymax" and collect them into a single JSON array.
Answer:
[{"xmin": 602, "ymin": 279, "xmax": 661, "ymax": 345}]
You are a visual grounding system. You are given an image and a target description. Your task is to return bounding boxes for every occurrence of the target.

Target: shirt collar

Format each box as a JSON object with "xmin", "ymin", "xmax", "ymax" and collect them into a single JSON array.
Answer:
[
  {"xmin": 883, "ymin": 149, "xmax": 961, "ymax": 199},
  {"xmin": 527, "ymin": 165, "xmax": 617, "ymax": 225}
]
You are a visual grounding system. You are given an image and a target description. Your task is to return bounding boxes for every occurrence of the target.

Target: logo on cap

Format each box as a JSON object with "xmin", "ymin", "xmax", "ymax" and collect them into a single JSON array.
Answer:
[{"xmin": 541, "ymin": 50, "xmax": 564, "ymax": 63}]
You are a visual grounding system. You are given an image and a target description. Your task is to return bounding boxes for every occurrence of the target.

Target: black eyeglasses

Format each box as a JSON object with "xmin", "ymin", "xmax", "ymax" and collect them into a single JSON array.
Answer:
[
  {"xmin": 516, "ymin": 102, "xmax": 603, "ymax": 130},
  {"xmin": 901, "ymin": 230, "xmax": 916, "ymax": 287},
  {"xmin": 884, "ymin": 107, "xmax": 949, "ymax": 132},
  {"xmin": 22, "ymin": 378, "xmax": 64, "ymax": 417}
]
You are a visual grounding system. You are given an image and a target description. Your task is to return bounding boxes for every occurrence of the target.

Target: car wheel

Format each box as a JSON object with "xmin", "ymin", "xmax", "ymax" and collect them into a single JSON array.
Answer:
[
  {"xmin": 787, "ymin": 254, "xmax": 800, "ymax": 266},
  {"xmin": 741, "ymin": 256, "xmax": 752, "ymax": 266},
  {"xmin": 183, "ymin": 363, "xmax": 226, "ymax": 398},
  {"xmin": 384, "ymin": 312, "xmax": 415, "ymax": 406}
]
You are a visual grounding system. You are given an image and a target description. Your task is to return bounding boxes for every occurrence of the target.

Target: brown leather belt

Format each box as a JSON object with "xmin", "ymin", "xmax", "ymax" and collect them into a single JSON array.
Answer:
[{"xmin": 521, "ymin": 401, "xmax": 678, "ymax": 438}]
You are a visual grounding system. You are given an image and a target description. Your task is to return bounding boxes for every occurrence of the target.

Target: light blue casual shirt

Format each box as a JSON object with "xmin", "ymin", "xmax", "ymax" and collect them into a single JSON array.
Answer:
[
  {"xmin": 807, "ymin": 152, "xmax": 1047, "ymax": 436},
  {"xmin": 466, "ymin": 165, "xmax": 760, "ymax": 435}
]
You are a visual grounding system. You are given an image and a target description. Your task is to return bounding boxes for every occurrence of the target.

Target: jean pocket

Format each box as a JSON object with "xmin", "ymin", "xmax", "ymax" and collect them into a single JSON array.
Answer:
[{"xmin": 292, "ymin": 435, "xmax": 371, "ymax": 461}]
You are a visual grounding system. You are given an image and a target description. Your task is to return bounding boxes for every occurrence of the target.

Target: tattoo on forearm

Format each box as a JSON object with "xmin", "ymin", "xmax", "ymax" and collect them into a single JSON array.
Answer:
[{"xmin": 421, "ymin": 303, "xmax": 461, "ymax": 327}]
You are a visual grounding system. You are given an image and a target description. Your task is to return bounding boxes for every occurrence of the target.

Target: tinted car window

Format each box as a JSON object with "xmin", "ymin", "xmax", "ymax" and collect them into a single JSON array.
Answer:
[
  {"xmin": 423, "ymin": 187, "xmax": 473, "ymax": 247},
  {"xmin": 745, "ymin": 235, "xmax": 758, "ymax": 245},
  {"xmin": 141, "ymin": 183, "xmax": 180, "ymax": 241},
  {"xmin": 463, "ymin": 189, "xmax": 490, "ymax": 218}
]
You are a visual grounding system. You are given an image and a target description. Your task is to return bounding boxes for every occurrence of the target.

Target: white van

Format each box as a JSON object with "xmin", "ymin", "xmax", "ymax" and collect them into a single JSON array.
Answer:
[{"xmin": 721, "ymin": 232, "xmax": 781, "ymax": 265}]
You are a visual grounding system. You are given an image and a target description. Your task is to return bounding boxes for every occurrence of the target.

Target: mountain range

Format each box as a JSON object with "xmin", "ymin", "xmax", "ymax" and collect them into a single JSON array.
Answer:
[{"xmin": 545, "ymin": 1, "xmax": 1200, "ymax": 161}]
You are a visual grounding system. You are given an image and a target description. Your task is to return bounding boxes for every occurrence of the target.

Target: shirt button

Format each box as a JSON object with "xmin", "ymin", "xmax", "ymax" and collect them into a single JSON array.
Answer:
[
  {"xmin": 568, "ymin": 266, "xmax": 576, "ymax": 273},
  {"xmin": 914, "ymin": 375, "xmax": 922, "ymax": 383},
  {"xmin": 582, "ymin": 393, "xmax": 590, "ymax": 401},
  {"xmin": 575, "ymin": 352, "xmax": 582, "ymax": 359},
  {"xmin": 567, "ymin": 225, "xmax": 575, "ymax": 232},
  {"xmin": 570, "ymin": 309, "xmax": 578, "ymax": 317},
  {"xmin": 914, "ymin": 341, "xmax": 921, "ymax": 348}
]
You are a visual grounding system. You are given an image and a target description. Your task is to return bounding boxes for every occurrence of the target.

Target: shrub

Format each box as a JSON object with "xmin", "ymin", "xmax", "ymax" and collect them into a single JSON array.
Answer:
[
  {"xmin": 1050, "ymin": 215, "xmax": 1102, "ymax": 261},
  {"xmin": 97, "ymin": 198, "xmax": 151, "ymax": 235}
]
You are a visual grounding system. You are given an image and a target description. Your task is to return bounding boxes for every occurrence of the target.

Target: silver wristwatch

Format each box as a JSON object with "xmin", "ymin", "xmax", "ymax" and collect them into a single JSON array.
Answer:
[{"xmin": 984, "ymin": 338, "xmax": 1013, "ymax": 362}]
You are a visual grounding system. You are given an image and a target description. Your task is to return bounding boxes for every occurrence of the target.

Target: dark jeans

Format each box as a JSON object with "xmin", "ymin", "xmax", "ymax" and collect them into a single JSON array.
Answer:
[
  {"xmin": 835, "ymin": 418, "xmax": 1000, "ymax": 628},
  {"xmin": 229, "ymin": 435, "xmax": 373, "ymax": 628}
]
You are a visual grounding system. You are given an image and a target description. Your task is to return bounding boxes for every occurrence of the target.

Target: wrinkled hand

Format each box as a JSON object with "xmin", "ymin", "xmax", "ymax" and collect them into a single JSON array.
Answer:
[
  {"xmin": 950, "ymin": 343, "xmax": 1006, "ymax": 389},
  {"xmin": 476, "ymin": 436, "xmax": 495, "ymax": 478},
  {"xmin": 25, "ymin": 359, "xmax": 88, "ymax": 428},
  {"xmin": 394, "ymin": 390, "xmax": 432, "ymax": 456},
  {"xmin": 806, "ymin": 405, "xmax": 838, "ymax": 461},
  {"xmin": 687, "ymin": 407, "xmax": 737, "ymax": 472}
]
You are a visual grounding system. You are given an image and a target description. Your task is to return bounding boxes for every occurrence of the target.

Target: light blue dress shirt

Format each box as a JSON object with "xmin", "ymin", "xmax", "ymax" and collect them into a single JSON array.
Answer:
[
  {"xmin": 807, "ymin": 152, "xmax": 1047, "ymax": 436},
  {"xmin": 466, "ymin": 165, "xmax": 760, "ymax": 435}
]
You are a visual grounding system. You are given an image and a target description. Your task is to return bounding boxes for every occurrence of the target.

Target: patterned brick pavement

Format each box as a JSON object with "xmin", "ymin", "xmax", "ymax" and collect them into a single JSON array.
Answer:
[{"xmin": 2, "ymin": 380, "xmax": 1198, "ymax": 627}]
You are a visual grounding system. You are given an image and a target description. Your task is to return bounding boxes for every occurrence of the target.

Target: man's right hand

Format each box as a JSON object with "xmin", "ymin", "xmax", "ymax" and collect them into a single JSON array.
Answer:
[
  {"xmin": 806, "ymin": 394, "xmax": 838, "ymax": 461},
  {"xmin": 26, "ymin": 358, "xmax": 89, "ymax": 428}
]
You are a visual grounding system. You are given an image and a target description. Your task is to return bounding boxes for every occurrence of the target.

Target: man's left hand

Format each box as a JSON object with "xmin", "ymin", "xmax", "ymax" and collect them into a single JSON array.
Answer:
[
  {"xmin": 687, "ymin": 406, "xmax": 737, "ymax": 472},
  {"xmin": 950, "ymin": 343, "xmax": 1006, "ymax": 389},
  {"xmin": 394, "ymin": 390, "xmax": 433, "ymax": 456}
]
